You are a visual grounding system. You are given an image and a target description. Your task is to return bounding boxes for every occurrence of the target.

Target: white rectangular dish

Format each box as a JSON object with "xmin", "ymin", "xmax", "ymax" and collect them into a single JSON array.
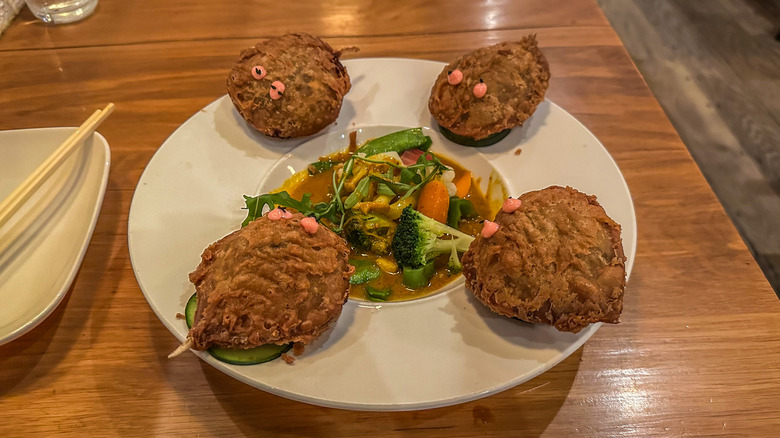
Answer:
[{"xmin": 0, "ymin": 127, "xmax": 110, "ymax": 345}]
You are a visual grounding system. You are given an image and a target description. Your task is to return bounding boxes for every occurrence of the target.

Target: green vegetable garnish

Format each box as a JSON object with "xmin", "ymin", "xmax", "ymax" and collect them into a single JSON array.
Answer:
[
  {"xmin": 447, "ymin": 196, "xmax": 477, "ymax": 228},
  {"xmin": 356, "ymin": 128, "xmax": 432, "ymax": 157},
  {"xmin": 242, "ymin": 192, "xmax": 339, "ymax": 228},
  {"xmin": 343, "ymin": 177, "xmax": 371, "ymax": 210},
  {"xmin": 447, "ymin": 241, "xmax": 463, "ymax": 274},
  {"xmin": 349, "ymin": 259, "xmax": 382, "ymax": 284},
  {"xmin": 366, "ymin": 286, "xmax": 392, "ymax": 302},
  {"xmin": 376, "ymin": 182, "xmax": 396, "ymax": 197},
  {"xmin": 399, "ymin": 167, "xmax": 421, "ymax": 185},
  {"xmin": 243, "ymin": 128, "xmax": 447, "ymax": 234},
  {"xmin": 366, "ymin": 152, "xmax": 447, "ymax": 202},
  {"xmin": 343, "ymin": 214, "xmax": 394, "ymax": 255},
  {"xmin": 401, "ymin": 261, "xmax": 436, "ymax": 289},
  {"xmin": 243, "ymin": 192, "xmax": 313, "ymax": 227},
  {"xmin": 308, "ymin": 160, "xmax": 335, "ymax": 175},
  {"xmin": 391, "ymin": 206, "xmax": 475, "ymax": 270}
]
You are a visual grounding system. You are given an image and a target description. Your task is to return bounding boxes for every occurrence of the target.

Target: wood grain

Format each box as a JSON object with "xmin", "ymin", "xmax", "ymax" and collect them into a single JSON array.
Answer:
[
  {"xmin": 1, "ymin": 1, "xmax": 779, "ymax": 436},
  {"xmin": 598, "ymin": 0, "xmax": 780, "ymax": 297},
  {"xmin": 0, "ymin": 0, "xmax": 607, "ymax": 51}
]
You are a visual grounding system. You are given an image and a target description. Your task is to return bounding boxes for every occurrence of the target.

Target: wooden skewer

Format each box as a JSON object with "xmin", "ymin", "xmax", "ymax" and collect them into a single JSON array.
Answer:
[{"xmin": 0, "ymin": 103, "xmax": 115, "ymax": 229}]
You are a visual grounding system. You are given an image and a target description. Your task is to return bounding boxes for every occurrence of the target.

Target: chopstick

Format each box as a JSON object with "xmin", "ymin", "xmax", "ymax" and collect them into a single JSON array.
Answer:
[{"xmin": 0, "ymin": 103, "xmax": 115, "ymax": 229}]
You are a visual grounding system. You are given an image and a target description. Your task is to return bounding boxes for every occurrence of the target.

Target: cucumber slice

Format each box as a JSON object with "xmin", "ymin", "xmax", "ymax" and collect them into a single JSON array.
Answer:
[
  {"xmin": 438, "ymin": 125, "xmax": 511, "ymax": 147},
  {"xmin": 185, "ymin": 293, "xmax": 198, "ymax": 329},
  {"xmin": 184, "ymin": 293, "xmax": 292, "ymax": 365},
  {"xmin": 208, "ymin": 343, "xmax": 292, "ymax": 366}
]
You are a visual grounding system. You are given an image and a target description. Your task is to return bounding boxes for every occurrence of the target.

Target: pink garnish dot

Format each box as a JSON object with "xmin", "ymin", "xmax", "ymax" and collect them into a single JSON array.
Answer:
[
  {"xmin": 251, "ymin": 65, "xmax": 267, "ymax": 80},
  {"xmin": 481, "ymin": 220, "xmax": 500, "ymax": 238},
  {"xmin": 447, "ymin": 69, "xmax": 463, "ymax": 85},
  {"xmin": 301, "ymin": 217, "xmax": 319, "ymax": 234},
  {"xmin": 473, "ymin": 81, "xmax": 487, "ymax": 98},
  {"xmin": 282, "ymin": 209, "xmax": 293, "ymax": 219},
  {"xmin": 270, "ymin": 80, "xmax": 285, "ymax": 100},
  {"xmin": 502, "ymin": 198, "xmax": 522, "ymax": 213},
  {"xmin": 267, "ymin": 207, "xmax": 283, "ymax": 221}
]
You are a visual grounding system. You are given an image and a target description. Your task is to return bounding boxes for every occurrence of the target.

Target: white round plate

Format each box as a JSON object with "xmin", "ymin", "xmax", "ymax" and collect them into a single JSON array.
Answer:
[{"xmin": 128, "ymin": 58, "xmax": 636, "ymax": 411}]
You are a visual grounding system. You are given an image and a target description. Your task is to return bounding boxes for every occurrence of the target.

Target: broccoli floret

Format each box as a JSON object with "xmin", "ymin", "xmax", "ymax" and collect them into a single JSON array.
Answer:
[
  {"xmin": 391, "ymin": 206, "xmax": 475, "ymax": 269},
  {"xmin": 343, "ymin": 214, "xmax": 394, "ymax": 255},
  {"xmin": 344, "ymin": 217, "xmax": 373, "ymax": 252},
  {"xmin": 447, "ymin": 241, "xmax": 463, "ymax": 274}
]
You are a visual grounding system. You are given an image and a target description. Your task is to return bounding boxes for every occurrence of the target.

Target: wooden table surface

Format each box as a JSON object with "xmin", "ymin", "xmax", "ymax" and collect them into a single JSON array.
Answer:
[{"xmin": 1, "ymin": 0, "xmax": 778, "ymax": 436}]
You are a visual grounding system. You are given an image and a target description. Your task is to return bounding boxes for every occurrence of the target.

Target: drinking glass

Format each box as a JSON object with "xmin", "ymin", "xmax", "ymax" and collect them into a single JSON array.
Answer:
[{"xmin": 24, "ymin": 0, "xmax": 97, "ymax": 24}]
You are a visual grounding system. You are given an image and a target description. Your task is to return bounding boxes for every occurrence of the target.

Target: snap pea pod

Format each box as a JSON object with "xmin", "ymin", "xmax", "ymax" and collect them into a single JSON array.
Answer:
[
  {"xmin": 366, "ymin": 286, "xmax": 392, "ymax": 302},
  {"xmin": 343, "ymin": 177, "xmax": 371, "ymax": 210},
  {"xmin": 447, "ymin": 196, "xmax": 477, "ymax": 228},
  {"xmin": 356, "ymin": 128, "xmax": 432, "ymax": 158}
]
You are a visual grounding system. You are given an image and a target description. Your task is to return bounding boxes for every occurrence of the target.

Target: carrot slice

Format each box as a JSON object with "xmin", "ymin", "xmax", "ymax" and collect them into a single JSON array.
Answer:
[
  {"xmin": 417, "ymin": 179, "xmax": 450, "ymax": 223},
  {"xmin": 454, "ymin": 171, "xmax": 472, "ymax": 198}
]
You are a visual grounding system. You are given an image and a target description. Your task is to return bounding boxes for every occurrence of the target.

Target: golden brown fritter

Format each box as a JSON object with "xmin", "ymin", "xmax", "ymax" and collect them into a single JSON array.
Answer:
[
  {"xmin": 226, "ymin": 33, "xmax": 352, "ymax": 138},
  {"xmin": 428, "ymin": 35, "xmax": 550, "ymax": 140},
  {"xmin": 187, "ymin": 213, "xmax": 351, "ymax": 350},
  {"xmin": 462, "ymin": 186, "xmax": 625, "ymax": 333}
]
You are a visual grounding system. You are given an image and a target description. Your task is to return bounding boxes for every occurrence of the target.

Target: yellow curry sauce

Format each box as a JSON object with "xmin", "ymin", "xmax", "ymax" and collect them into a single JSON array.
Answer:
[{"xmin": 279, "ymin": 153, "xmax": 492, "ymax": 302}]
